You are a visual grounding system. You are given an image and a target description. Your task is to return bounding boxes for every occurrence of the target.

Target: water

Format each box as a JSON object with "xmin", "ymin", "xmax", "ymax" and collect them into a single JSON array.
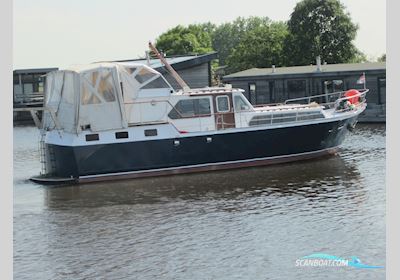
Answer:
[{"xmin": 13, "ymin": 124, "xmax": 386, "ymax": 280}]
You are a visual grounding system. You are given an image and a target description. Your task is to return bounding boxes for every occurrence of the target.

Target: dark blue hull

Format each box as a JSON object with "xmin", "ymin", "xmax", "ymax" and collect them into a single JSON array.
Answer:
[{"xmin": 37, "ymin": 117, "xmax": 357, "ymax": 183}]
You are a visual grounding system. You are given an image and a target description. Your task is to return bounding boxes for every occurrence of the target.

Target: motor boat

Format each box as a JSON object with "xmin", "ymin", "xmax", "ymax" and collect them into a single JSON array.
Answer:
[{"xmin": 30, "ymin": 43, "xmax": 368, "ymax": 184}]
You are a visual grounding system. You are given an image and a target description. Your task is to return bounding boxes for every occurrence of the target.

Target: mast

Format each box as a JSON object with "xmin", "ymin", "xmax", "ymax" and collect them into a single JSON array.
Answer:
[{"xmin": 148, "ymin": 41, "xmax": 190, "ymax": 91}]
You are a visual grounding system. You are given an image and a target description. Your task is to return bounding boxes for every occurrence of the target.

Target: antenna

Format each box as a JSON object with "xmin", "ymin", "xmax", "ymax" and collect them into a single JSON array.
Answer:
[{"xmin": 148, "ymin": 41, "xmax": 190, "ymax": 91}]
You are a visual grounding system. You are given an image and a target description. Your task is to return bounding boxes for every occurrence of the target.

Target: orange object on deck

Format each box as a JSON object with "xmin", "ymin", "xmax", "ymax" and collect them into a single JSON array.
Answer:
[{"xmin": 344, "ymin": 89, "xmax": 360, "ymax": 104}]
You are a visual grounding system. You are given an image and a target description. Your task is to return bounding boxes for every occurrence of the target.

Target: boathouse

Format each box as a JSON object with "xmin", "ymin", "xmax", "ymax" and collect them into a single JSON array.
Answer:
[{"xmin": 222, "ymin": 62, "xmax": 386, "ymax": 122}]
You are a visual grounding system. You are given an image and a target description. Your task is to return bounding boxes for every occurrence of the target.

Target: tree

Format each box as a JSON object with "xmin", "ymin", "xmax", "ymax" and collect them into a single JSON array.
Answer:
[
  {"xmin": 348, "ymin": 49, "xmax": 368, "ymax": 63},
  {"xmin": 284, "ymin": 0, "xmax": 359, "ymax": 66},
  {"xmin": 378, "ymin": 54, "xmax": 386, "ymax": 62},
  {"xmin": 212, "ymin": 16, "xmax": 272, "ymax": 66},
  {"xmin": 226, "ymin": 21, "xmax": 289, "ymax": 73},
  {"xmin": 155, "ymin": 23, "xmax": 216, "ymax": 56}
]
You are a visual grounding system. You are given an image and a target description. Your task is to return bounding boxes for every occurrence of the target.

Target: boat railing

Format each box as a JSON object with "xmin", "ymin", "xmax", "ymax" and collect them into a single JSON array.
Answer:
[
  {"xmin": 284, "ymin": 89, "xmax": 369, "ymax": 110},
  {"xmin": 123, "ymin": 89, "xmax": 368, "ymax": 131},
  {"xmin": 33, "ymin": 89, "xmax": 367, "ymax": 133},
  {"xmin": 332, "ymin": 89, "xmax": 368, "ymax": 113},
  {"xmin": 125, "ymin": 99, "xmax": 312, "ymax": 130},
  {"xmin": 246, "ymin": 111, "xmax": 325, "ymax": 126},
  {"xmin": 13, "ymin": 92, "xmax": 44, "ymax": 106}
]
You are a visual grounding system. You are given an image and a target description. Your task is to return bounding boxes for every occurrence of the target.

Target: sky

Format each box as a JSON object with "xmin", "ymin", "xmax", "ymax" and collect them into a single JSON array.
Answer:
[{"xmin": 13, "ymin": 0, "xmax": 386, "ymax": 69}]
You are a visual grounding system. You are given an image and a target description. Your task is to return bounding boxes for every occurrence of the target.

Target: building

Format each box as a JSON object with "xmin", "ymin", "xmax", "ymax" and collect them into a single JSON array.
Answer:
[
  {"xmin": 13, "ymin": 52, "xmax": 218, "ymax": 124},
  {"xmin": 113, "ymin": 52, "xmax": 218, "ymax": 90},
  {"xmin": 223, "ymin": 62, "xmax": 386, "ymax": 122},
  {"xmin": 13, "ymin": 68, "xmax": 58, "ymax": 107}
]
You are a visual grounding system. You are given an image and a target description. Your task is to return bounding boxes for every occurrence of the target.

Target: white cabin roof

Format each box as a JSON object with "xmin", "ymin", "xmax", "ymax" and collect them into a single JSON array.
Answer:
[{"xmin": 60, "ymin": 62, "xmax": 117, "ymax": 73}]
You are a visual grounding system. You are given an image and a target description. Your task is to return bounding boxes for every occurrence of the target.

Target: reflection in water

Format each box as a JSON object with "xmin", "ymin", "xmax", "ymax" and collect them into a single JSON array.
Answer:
[
  {"xmin": 44, "ymin": 154, "xmax": 362, "ymax": 209},
  {"xmin": 14, "ymin": 124, "xmax": 385, "ymax": 280}
]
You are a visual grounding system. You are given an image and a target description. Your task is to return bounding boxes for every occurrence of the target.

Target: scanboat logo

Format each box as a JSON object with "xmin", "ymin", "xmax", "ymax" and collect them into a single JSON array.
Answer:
[{"xmin": 295, "ymin": 253, "xmax": 384, "ymax": 269}]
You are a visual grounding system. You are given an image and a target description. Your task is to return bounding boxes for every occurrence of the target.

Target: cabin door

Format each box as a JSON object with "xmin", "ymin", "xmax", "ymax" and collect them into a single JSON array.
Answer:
[{"xmin": 213, "ymin": 94, "xmax": 235, "ymax": 130}]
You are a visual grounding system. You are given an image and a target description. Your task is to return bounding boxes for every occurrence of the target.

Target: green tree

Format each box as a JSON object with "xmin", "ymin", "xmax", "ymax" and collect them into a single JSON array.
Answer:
[
  {"xmin": 378, "ymin": 54, "xmax": 386, "ymax": 62},
  {"xmin": 212, "ymin": 16, "xmax": 272, "ymax": 66},
  {"xmin": 348, "ymin": 49, "xmax": 368, "ymax": 63},
  {"xmin": 284, "ymin": 0, "xmax": 359, "ymax": 66},
  {"xmin": 226, "ymin": 21, "xmax": 289, "ymax": 73},
  {"xmin": 155, "ymin": 23, "xmax": 216, "ymax": 56}
]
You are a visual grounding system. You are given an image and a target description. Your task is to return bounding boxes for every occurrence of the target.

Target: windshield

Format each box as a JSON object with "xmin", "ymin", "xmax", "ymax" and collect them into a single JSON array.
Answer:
[{"xmin": 234, "ymin": 95, "xmax": 250, "ymax": 111}]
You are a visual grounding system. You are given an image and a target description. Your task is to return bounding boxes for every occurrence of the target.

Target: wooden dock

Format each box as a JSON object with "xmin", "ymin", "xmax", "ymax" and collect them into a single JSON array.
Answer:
[{"xmin": 13, "ymin": 92, "xmax": 44, "ymax": 126}]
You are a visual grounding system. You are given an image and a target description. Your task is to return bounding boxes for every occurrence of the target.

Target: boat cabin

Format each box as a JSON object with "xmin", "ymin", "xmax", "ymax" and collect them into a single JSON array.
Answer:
[{"xmin": 42, "ymin": 62, "xmax": 329, "ymax": 136}]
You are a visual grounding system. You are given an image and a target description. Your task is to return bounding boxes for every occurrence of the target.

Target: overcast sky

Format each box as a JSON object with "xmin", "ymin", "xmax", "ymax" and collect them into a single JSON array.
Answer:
[{"xmin": 13, "ymin": 0, "xmax": 386, "ymax": 69}]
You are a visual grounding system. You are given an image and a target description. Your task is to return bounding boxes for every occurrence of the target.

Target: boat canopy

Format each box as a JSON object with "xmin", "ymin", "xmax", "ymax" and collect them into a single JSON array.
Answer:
[{"xmin": 42, "ymin": 63, "xmax": 174, "ymax": 133}]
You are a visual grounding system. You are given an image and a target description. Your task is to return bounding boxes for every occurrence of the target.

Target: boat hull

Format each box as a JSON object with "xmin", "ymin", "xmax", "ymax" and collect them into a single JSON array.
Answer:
[{"xmin": 34, "ymin": 116, "xmax": 357, "ymax": 184}]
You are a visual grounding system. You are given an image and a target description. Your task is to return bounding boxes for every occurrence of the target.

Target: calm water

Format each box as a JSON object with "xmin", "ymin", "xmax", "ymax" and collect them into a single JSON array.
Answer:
[{"xmin": 13, "ymin": 124, "xmax": 386, "ymax": 280}]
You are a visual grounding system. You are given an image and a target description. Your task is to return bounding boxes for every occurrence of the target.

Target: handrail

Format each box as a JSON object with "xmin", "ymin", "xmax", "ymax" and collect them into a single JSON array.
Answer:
[
  {"xmin": 333, "ymin": 90, "xmax": 368, "ymax": 112},
  {"xmin": 122, "ymin": 89, "xmax": 367, "ymax": 127},
  {"xmin": 284, "ymin": 89, "xmax": 369, "ymax": 106},
  {"xmin": 284, "ymin": 91, "xmax": 342, "ymax": 104},
  {"xmin": 254, "ymin": 103, "xmax": 323, "ymax": 112}
]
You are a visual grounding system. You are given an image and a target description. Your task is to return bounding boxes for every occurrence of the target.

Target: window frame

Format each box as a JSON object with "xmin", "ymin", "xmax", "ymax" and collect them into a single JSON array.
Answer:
[
  {"xmin": 233, "ymin": 95, "xmax": 250, "ymax": 112},
  {"xmin": 144, "ymin": 129, "xmax": 158, "ymax": 137},
  {"xmin": 168, "ymin": 97, "xmax": 212, "ymax": 119},
  {"xmin": 81, "ymin": 70, "xmax": 118, "ymax": 105},
  {"xmin": 216, "ymin": 95, "xmax": 230, "ymax": 113}
]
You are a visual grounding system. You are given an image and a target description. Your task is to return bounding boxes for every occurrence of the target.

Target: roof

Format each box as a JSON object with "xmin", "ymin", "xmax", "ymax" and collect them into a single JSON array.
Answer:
[
  {"xmin": 62, "ymin": 62, "xmax": 119, "ymax": 73},
  {"xmin": 13, "ymin": 52, "xmax": 218, "ymax": 75},
  {"xmin": 110, "ymin": 52, "xmax": 218, "ymax": 73},
  {"xmin": 184, "ymin": 86, "xmax": 244, "ymax": 96},
  {"xmin": 223, "ymin": 62, "xmax": 386, "ymax": 80},
  {"xmin": 13, "ymin": 68, "xmax": 59, "ymax": 74}
]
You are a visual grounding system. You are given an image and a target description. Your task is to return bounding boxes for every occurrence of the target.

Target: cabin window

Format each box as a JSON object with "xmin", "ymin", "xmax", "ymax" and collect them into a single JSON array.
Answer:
[
  {"xmin": 198, "ymin": 99, "xmax": 211, "ymax": 115},
  {"xmin": 135, "ymin": 68, "xmax": 157, "ymax": 84},
  {"xmin": 115, "ymin": 131, "xmax": 129, "ymax": 139},
  {"xmin": 216, "ymin": 96, "xmax": 230, "ymax": 112},
  {"xmin": 81, "ymin": 83, "xmax": 101, "ymax": 105},
  {"xmin": 144, "ymin": 129, "xmax": 158, "ymax": 136},
  {"xmin": 85, "ymin": 134, "xmax": 99, "ymax": 141},
  {"xmin": 168, "ymin": 98, "xmax": 211, "ymax": 119},
  {"xmin": 126, "ymin": 67, "xmax": 137, "ymax": 74},
  {"xmin": 81, "ymin": 70, "xmax": 117, "ymax": 105},
  {"xmin": 234, "ymin": 95, "xmax": 250, "ymax": 112},
  {"xmin": 141, "ymin": 77, "xmax": 170, "ymax": 89},
  {"xmin": 97, "ymin": 72, "xmax": 117, "ymax": 102}
]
